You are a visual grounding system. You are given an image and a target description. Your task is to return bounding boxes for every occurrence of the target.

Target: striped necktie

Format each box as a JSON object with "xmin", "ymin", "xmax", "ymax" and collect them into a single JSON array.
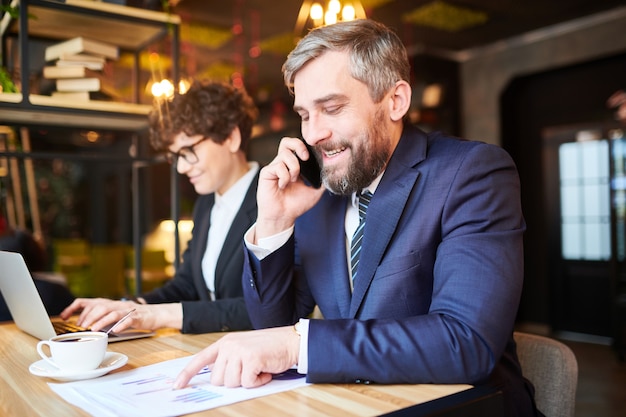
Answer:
[{"xmin": 350, "ymin": 190, "xmax": 373, "ymax": 281}]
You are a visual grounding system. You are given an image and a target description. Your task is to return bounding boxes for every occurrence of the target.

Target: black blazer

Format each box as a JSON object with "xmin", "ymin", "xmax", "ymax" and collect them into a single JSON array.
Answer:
[{"xmin": 142, "ymin": 171, "xmax": 259, "ymax": 333}]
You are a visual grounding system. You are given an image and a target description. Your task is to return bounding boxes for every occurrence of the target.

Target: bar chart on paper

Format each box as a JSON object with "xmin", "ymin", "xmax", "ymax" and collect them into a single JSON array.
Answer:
[{"xmin": 49, "ymin": 356, "xmax": 308, "ymax": 417}]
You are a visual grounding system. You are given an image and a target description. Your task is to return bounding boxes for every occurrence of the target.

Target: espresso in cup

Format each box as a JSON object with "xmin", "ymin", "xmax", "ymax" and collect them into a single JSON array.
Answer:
[{"xmin": 36, "ymin": 331, "xmax": 108, "ymax": 372}]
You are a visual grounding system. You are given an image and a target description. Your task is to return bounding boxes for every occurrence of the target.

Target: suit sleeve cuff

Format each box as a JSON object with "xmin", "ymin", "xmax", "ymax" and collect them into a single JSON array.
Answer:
[
  {"xmin": 296, "ymin": 318, "xmax": 309, "ymax": 374},
  {"xmin": 244, "ymin": 224, "xmax": 294, "ymax": 260}
]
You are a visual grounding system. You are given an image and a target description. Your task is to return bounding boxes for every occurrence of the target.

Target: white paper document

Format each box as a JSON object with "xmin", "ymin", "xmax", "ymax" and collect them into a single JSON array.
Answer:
[{"xmin": 48, "ymin": 355, "xmax": 308, "ymax": 417}]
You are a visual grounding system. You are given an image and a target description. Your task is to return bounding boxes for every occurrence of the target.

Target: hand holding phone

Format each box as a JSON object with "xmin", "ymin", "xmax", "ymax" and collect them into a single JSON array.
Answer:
[{"xmin": 297, "ymin": 140, "xmax": 322, "ymax": 188}]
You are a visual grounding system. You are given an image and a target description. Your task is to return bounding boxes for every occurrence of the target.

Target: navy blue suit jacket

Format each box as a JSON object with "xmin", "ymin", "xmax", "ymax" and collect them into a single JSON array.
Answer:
[
  {"xmin": 243, "ymin": 125, "xmax": 537, "ymax": 416},
  {"xmin": 142, "ymin": 172, "xmax": 258, "ymax": 333}
]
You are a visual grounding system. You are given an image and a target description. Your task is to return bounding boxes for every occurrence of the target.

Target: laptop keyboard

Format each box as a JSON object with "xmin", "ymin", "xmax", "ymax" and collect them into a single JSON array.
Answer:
[{"xmin": 52, "ymin": 320, "xmax": 89, "ymax": 335}]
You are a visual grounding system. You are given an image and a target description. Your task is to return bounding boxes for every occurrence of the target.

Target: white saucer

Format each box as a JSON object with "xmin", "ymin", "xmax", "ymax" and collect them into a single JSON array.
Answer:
[{"xmin": 29, "ymin": 351, "xmax": 128, "ymax": 382}]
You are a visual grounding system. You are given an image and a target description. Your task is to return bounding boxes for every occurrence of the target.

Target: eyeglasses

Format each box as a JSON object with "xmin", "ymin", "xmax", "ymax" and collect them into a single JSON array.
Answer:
[{"xmin": 166, "ymin": 136, "xmax": 209, "ymax": 165}]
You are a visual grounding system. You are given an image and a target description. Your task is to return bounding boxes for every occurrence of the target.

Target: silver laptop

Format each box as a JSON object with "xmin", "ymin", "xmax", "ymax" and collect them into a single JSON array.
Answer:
[{"xmin": 0, "ymin": 250, "xmax": 154, "ymax": 342}]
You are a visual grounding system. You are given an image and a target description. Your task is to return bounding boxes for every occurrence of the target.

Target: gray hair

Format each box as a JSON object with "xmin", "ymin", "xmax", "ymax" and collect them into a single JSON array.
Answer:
[{"xmin": 282, "ymin": 19, "xmax": 410, "ymax": 103}]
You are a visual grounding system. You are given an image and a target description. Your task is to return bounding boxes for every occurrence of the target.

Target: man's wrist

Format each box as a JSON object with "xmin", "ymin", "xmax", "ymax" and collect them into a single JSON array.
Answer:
[{"xmin": 255, "ymin": 217, "xmax": 296, "ymax": 242}]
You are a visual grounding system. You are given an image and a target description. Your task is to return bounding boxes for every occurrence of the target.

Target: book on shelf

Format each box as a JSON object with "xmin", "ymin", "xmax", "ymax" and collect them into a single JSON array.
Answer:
[
  {"xmin": 55, "ymin": 77, "xmax": 122, "ymax": 100},
  {"xmin": 55, "ymin": 53, "xmax": 106, "ymax": 71},
  {"xmin": 43, "ymin": 65, "xmax": 101, "ymax": 79},
  {"xmin": 55, "ymin": 60, "xmax": 105, "ymax": 71},
  {"xmin": 59, "ymin": 53, "xmax": 106, "ymax": 64},
  {"xmin": 45, "ymin": 37, "xmax": 119, "ymax": 62},
  {"xmin": 56, "ymin": 77, "xmax": 102, "ymax": 92},
  {"xmin": 50, "ymin": 90, "xmax": 125, "ymax": 103},
  {"xmin": 51, "ymin": 91, "xmax": 91, "ymax": 101}
]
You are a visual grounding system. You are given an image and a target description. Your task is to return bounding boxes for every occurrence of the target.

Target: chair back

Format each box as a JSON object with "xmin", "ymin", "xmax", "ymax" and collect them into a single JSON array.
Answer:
[{"xmin": 514, "ymin": 331, "xmax": 578, "ymax": 417}]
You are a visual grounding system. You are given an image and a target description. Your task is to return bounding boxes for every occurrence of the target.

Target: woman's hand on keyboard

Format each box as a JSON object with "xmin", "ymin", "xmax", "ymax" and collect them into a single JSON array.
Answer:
[{"xmin": 60, "ymin": 298, "xmax": 183, "ymax": 332}]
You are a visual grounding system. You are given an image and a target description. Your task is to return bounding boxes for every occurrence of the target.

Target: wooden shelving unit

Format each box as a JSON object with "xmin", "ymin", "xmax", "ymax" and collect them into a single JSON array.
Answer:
[
  {"xmin": 0, "ymin": 92, "xmax": 153, "ymax": 129},
  {"xmin": 0, "ymin": 0, "xmax": 180, "ymax": 129},
  {"xmin": 0, "ymin": 0, "xmax": 181, "ymax": 293}
]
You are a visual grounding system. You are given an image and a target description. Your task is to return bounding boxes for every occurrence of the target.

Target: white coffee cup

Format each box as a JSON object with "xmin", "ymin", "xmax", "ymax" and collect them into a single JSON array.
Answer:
[{"xmin": 36, "ymin": 331, "xmax": 108, "ymax": 372}]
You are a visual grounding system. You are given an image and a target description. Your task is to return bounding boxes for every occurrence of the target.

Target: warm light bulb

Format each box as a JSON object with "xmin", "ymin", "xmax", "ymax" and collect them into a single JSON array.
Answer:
[
  {"xmin": 151, "ymin": 81, "xmax": 163, "ymax": 97},
  {"xmin": 324, "ymin": 9, "xmax": 337, "ymax": 25},
  {"xmin": 310, "ymin": 3, "xmax": 323, "ymax": 20},
  {"xmin": 151, "ymin": 79, "xmax": 175, "ymax": 98},
  {"xmin": 179, "ymin": 220, "xmax": 194, "ymax": 233},
  {"xmin": 161, "ymin": 80, "xmax": 175, "ymax": 98},
  {"xmin": 178, "ymin": 79, "xmax": 191, "ymax": 94},
  {"xmin": 342, "ymin": 4, "xmax": 355, "ymax": 21},
  {"xmin": 328, "ymin": 0, "xmax": 341, "ymax": 14},
  {"xmin": 85, "ymin": 131, "xmax": 100, "ymax": 143},
  {"xmin": 296, "ymin": 0, "xmax": 366, "ymax": 33},
  {"xmin": 159, "ymin": 220, "xmax": 175, "ymax": 233}
]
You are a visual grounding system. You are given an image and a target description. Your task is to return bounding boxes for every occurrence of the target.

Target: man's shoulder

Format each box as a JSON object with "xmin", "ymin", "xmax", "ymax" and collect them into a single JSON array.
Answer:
[
  {"xmin": 425, "ymin": 128, "xmax": 507, "ymax": 153},
  {"xmin": 397, "ymin": 124, "xmax": 487, "ymax": 159},
  {"xmin": 426, "ymin": 130, "xmax": 482, "ymax": 150},
  {"xmin": 424, "ymin": 130, "xmax": 513, "ymax": 166}
]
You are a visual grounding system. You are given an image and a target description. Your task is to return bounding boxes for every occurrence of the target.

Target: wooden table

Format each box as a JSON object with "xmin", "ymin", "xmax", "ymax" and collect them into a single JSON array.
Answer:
[{"xmin": 0, "ymin": 321, "xmax": 499, "ymax": 416}]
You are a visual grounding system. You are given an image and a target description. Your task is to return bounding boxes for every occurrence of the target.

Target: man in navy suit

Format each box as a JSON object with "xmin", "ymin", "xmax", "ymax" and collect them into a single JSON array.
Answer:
[
  {"xmin": 175, "ymin": 20, "xmax": 540, "ymax": 416},
  {"xmin": 61, "ymin": 81, "xmax": 259, "ymax": 334}
]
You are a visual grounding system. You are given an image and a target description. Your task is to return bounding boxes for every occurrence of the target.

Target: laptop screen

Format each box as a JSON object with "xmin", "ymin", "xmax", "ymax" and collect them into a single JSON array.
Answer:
[
  {"xmin": 0, "ymin": 250, "xmax": 57, "ymax": 339},
  {"xmin": 0, "ymin": 250, "xmax": 154, "ymax": 342}
]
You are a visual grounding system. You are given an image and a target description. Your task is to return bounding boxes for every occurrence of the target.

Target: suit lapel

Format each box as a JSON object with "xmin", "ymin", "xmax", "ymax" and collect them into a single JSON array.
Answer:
[
  {"xmin": 298, "ymin": 194, "xmax": 353, "ymax": 318},
  {"xmin": 214, "ymin": 173, "xmax": 259, "ymax": 284},
  {"xmin": 349, "ymin": 126, "xmax": 427, "ymax": 317},
  {"xmin": 328, "ymin": 199, "xmax": 352, "ymax": 317},
  {"xmin": 191, "ymin": 194, "xmax": 214, "ymax": 284}
]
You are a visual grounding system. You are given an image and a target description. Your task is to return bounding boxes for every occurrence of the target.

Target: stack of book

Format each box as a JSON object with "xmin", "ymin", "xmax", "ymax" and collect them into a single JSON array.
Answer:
[{"xmin": 43, "ymin": 36, "xmax": 120, "ymax": 101}]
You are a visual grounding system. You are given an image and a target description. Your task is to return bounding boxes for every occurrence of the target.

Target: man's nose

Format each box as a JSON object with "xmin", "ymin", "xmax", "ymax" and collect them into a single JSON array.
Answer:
[{"xmin": 303, "ymin": 116, "xmax": 332, "ymax": 146}]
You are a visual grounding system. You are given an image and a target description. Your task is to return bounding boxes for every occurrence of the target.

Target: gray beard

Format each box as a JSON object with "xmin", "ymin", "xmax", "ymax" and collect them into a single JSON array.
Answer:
[{"xmin": 320, "ymin": 112, "xmax": 390, "ymax": 196}]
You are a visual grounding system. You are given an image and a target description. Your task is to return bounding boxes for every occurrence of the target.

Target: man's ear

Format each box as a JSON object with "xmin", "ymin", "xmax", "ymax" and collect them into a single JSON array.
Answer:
[{"xmin": 388, "ymin": 80, "xmax": 412, "ymax": 122}]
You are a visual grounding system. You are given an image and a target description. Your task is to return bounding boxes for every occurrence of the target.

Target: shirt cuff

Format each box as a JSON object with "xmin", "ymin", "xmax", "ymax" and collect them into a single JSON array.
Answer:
[
  {"xmin": 296, "ymin": 318, "xmax": 309, "ymax": 374},
  {"xmin": 244, "ymin": 224, "xmax": 294, "ymax": 260}
]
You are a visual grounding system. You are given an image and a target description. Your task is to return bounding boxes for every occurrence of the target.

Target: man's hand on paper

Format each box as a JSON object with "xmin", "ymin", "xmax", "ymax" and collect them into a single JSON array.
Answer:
[{"xmin": 174, "ymin": 326, "xmax": 300, "ymax": 389}]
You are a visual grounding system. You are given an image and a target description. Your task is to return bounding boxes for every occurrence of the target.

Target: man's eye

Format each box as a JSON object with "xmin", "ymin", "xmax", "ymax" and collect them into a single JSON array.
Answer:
[{"xmin": 324, "ymin": 106, "xmax": 341, "ymax": 115}]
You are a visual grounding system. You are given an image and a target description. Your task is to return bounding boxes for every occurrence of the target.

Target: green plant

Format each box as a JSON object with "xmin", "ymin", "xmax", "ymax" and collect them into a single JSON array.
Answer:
[
  {"xmin": 1, "ymin": 4, "xmax": 34, "ymax": 92},
  {"xmin": 0, "ymin": 4, "xmax": 35, "ymax": 20},
  {"xmin": 0, "ymin": 4, "xmax": 19, "ymax": 19},
  {"xmin": 0, "ymin": 66, "xmax": 17, "ymax": 93}
]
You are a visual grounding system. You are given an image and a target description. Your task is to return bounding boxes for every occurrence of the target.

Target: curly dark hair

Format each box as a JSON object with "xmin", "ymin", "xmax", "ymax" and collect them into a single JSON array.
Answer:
[{"xmin": 148, "ymin": 80, "xmax": 259, "ymax": 152}]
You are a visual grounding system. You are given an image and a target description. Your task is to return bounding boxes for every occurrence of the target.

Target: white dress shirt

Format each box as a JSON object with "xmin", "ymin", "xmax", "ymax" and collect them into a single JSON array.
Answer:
[{"xmin": 201, "ymin": 162, "xmax": 259, "ymax": 299}]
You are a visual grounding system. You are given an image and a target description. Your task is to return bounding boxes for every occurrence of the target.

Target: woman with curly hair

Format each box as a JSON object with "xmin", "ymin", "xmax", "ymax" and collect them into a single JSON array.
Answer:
[{"xmin": 61, "ymin": 80, "xmax": 260, "ymax": 334}]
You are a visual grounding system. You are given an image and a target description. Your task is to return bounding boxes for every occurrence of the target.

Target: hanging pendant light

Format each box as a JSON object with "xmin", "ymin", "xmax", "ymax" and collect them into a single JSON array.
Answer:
[{"xmin": 294, "ymin": 0, "xmax": 367, "ymax": 38}]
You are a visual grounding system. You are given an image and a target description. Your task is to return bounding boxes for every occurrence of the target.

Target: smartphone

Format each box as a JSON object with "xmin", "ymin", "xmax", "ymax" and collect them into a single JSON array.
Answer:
[{"xmin": 297, "ymin": 140, "xmax": 322, "ymax": 188}]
